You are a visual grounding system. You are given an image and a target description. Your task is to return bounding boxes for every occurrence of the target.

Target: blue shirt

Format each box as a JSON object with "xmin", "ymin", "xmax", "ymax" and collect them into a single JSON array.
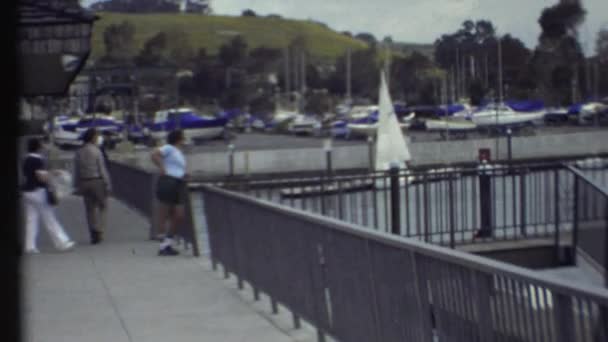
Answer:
[{"xmin": 160, "ymin": 144, "xmax": 186, "ymax": 178}]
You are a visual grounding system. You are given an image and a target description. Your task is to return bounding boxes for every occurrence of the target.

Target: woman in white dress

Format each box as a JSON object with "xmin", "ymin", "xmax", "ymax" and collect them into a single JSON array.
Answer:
[{"xmin": 21, "ymin": 138, "xmax": 75, "ymax": 254}]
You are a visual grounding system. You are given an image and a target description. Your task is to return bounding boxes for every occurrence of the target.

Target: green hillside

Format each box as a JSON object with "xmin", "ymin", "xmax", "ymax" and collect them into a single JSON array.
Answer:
[
  {"xmin": 91, "ymin": 12, "xmax": 370, "ymax": 61},
  {"xmin": 91, "ymin": 13, "xmax": 435, "ymax": 62}
]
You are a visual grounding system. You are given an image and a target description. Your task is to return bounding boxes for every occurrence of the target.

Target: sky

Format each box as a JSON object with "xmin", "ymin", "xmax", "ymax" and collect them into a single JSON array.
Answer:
[{"xmin": 84, "ymin": 0, "xmax": 608, "ymax": 55}]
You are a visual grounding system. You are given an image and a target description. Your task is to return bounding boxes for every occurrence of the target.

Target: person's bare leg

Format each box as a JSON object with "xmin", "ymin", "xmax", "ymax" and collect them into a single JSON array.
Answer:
[
  {"xmin": 159, "ymin": 204, "xmax": 180, "ymax": 255},
  {"xmin": 168, "ymin": 205, "xmax": 184, "ymax": 237},
  {"xmin": 157, "ymin": 204, "xmax": 170, "ymax": 248}
]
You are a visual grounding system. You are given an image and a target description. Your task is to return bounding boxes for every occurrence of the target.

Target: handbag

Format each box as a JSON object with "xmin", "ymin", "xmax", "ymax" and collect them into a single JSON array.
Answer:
[{"xmin": 46, "ymin": 187, "xmax": 59, "ymax": 206}]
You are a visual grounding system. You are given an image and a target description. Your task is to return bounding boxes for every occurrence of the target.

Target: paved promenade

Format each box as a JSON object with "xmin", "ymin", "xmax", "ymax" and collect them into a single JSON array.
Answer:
[{"xmin": 22, "ymin": 196, "xmax": 315, "ymax": 342}]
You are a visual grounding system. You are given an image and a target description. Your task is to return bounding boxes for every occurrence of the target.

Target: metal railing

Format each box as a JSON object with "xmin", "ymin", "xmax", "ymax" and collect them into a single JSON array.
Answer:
[
  {"xmin": 197, "ymin": 163, "xmax": 586, "ymax": 250},
  {"xmin": 568, "ymin": 165, "xmax": 608, "ymax": 286},
  {"xmin": 106, "ymin": 159, "xmax": 200, "ymax": 256},
  {"xmin": 200, "ymin": 184, "xmax": 608, "ymax": 342}
]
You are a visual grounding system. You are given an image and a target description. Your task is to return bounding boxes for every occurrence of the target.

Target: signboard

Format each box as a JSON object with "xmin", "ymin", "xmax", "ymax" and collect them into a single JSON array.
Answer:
[{"xmin": 479, "ymin": 148, "xmax": 491, "ymax": 162}]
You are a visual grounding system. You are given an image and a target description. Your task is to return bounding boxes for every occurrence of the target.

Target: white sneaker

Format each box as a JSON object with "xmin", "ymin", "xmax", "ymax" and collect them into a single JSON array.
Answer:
[{"xmin": 58, "ymin": 241, "xmax": 76, "ymax": 252}]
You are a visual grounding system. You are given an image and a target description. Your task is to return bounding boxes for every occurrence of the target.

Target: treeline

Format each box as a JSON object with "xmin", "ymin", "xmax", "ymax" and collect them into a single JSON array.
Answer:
[
  {"xmin": 90, "ymin": 0, "xmax": 210, "ymax": 13},
  {"xmin": 94, "ymin": 1, "xmax": 608, "ymax": 114}
]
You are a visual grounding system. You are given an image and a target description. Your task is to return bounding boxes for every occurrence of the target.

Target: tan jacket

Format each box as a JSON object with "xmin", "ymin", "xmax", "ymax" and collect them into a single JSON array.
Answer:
[{"xmin": 74, "ymin": 143, "xmax": 111, "ymax": 191}]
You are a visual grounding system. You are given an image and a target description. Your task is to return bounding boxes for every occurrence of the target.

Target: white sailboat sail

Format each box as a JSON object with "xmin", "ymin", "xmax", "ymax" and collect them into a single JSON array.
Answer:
[{"xmin": 374, "ymin": 71, "xmax": 411, "ymax": 171}]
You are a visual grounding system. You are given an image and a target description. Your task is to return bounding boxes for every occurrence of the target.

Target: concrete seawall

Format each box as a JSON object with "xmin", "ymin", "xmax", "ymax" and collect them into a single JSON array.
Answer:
[{"xmin": 108, "ymin": 130, "xmax": 608, "ymax": 176}]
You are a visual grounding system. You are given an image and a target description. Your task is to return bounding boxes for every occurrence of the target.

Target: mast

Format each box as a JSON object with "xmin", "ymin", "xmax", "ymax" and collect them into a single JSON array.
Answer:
[
  {"xmin": 283, "ymin": 45, "xmax": 290, "ymax": 109},
  {"xmin": 498, "ymin": 35, "xmax": 503, "ymax": 104},
  {"xmin": 346, "ymin": 48, "xmax": 352, "ymax": 103}
]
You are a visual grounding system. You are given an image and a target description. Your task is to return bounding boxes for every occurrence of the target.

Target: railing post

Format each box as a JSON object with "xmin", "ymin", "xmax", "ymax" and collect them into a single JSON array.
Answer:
[
  {"xmin": 605, "ymin": 200, "xmax": 608, "ymax": 288},
  {"xmin": 423, "ymin": 174, "xmax": 431, "ymax": 243},
  {"xmin": 554, "ymin": 169, "xmax": 561, "ymax": 264},
  {"xmin": 572, "ymin": 177, "xmax": 579, "ymax": 265},
  {"xmin": 367, "ymin": 136, "xmax": 374, "ymax": 173},
  {"xmin": 554, "ymin": 294, "xmax": 575, "ymax": 342},
  {"xmin": 271, "ymin": 298, "xmax": 279, "ymax": 315},
  {"xmin": 449, "ymin": 174, "xmax": 456, "ymax": 249},
  {"xmin": 473, "ymin": 271, "xmax": 494, "ymax": 341},
  {"xmin": 477, "ymin": 162, "xmax": 493, "ymax": 238},
  {"xmin": 292, "ymin": 313, "xmax": 301, "ymax": 330},
  {"xmin": 228, "ymin": 143, "xmax": 235, "ymax": 176},
  {"xmin": 390, "ymin": 163, "xmax": 401, "ymax": 236},
  {"xmin": 324, "ymin": 138, "xmax": 333, "ymax": 177},
  {"xmin": 520, "ymin": 167, "xmax": 527, "ymax": 236}
]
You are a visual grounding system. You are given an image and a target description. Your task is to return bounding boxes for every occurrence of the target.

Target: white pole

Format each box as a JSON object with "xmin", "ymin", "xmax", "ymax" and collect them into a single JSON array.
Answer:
[
  {"xmin": 301, "ymin": 52, "xmax": 306, "ymax": 94},
  {"xmin": 496, "ymin": 34, "xmax": 502, "ymax": 160},
  {"xmin": 346, "ymin": 48, "xmax": 352, "ymax": 103},
  {"xmin": 498, "ymin": 36, "xmax": 503, "ymax": 104},
  {"xmin": 284, "ymin": 46, "xmax": 290, "ymax": 108},
  {"xmin": 455, "ymin": 48, "xmax": 460, "ymax": 101}
]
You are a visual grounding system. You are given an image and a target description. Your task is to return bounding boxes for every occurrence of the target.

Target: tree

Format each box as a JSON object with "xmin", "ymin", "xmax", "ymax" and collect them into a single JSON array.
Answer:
[
  {"xmin": 532, "ymin": 1, "xmax": 587, "ymax": 105},
  {"xmin": 328, "ymin": 46, "xmax": 379, "ymax": 100},
  {"xmin": 242, "ymin": 9, "xmax": 257, "ymax": 17},
  {"xmin": 219, "ymin": 36, "xmax": 248, "ymax": 67},
  {"xmin": 597, "ymin": 28, "xmax": 608, "ymax": 63},
  {"xmin": 247, "ymin": 46, "xmax": 282, "ymax": 74},
  {"xmin": 166, "ymin": 30, "xmax": 195, "ymax": 67},
  {"xmin": 135, "ymin": 32, "xmax": 167, "ymax": 66},
  {"xmin": 355, "ymin": 33, "xmax": 377, "ymax": 47},
  {"xmin": 102, "ymin": 21, "xmax": 136, "ymax": 63},
  {"xmin": 391, "ymin": 52, "xmax": 437, "ymax": 104},
  {"xmin": 434, "ymin": 20, "xmax": 532, "ymax": 102}
]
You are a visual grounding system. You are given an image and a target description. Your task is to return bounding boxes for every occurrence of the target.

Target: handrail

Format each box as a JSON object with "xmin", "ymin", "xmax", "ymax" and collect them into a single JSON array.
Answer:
[
  {"xmin": 201, "ymin": 184, "xmax": 608, "ymax": 303},
  {"xmin": 565, "ymin": 164, "xmax": 608, "ymax": 197}
]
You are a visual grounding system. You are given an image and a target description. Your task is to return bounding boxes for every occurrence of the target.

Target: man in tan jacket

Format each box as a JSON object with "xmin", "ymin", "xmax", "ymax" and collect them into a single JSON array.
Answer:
[{"xmin": 74, "ymin": 128, "xmax": 112, "ymax": 244}]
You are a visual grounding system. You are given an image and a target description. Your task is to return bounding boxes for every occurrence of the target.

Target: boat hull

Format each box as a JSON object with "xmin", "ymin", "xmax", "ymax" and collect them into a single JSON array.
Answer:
[
  {"xmin": 347, "ymin": 123, "xmax": 411, "ymax": 137},
  {"xmin": 424, "ymin": 119, "xmax": 476, "ymax": 131},
  {"xmin": 472, "ymin": 111, "xmax": 545, "ymax": 127},
  {"xmin": 150, "ymin": 126, "xmax": 225, "ymax": 143}
]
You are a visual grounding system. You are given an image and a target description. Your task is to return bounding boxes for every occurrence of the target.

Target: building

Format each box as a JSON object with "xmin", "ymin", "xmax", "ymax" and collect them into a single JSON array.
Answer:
[
  {"xmin": 67, "ymin": 74, "xmax": 91, "ymax": 115},
  {"xmin": 89, "ymin": 0, "xmax": 212, "ymax": 14}
]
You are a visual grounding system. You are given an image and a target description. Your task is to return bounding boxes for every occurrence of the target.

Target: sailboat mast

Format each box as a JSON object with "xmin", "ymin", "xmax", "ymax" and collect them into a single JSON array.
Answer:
[
  {"xmin": 498, "ymin": 36, "xmax": 503, "ymax": 104},
  {"xmin": 385, "ymin": 45, "xmax": 391, "ymax": 89},
  {"xmin": 594, "ymin": 61, "xmax": 600, "ymax": 100},
  {"xmin": 346, "ymin": 48, "xmax": 352, "ymax": 103},
  {"xmin": 293, "ymin": 47, "xmax": 299, "ymax": 109},
  {"xmin": 301, "ymin": 52, "xmax": 306, "ymax": 112},
  {"xmin": 284, "ymin": 46, "xmax": 290, "ymax": 104},
  {"xmin": 455, "ymin": 48, "xmax": 460, "ymax": 100}
]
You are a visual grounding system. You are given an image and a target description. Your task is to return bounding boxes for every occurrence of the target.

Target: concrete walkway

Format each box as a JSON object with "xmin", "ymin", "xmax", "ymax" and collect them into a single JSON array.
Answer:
[{"xmin": 23, "ymin": 196, "xmax": 315, "ymax": 342}]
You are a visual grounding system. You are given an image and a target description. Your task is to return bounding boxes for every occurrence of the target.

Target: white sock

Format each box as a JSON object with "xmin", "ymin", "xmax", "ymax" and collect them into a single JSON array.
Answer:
[{"xmin": 160, "ymin": 237, "xmax": 173, "ymax": 249}]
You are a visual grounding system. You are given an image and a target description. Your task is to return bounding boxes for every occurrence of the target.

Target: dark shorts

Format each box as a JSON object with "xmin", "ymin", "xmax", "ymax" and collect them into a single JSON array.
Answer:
[{"xmin": 156, "ymin": 175, "xmax": 186, "ymax": 205}]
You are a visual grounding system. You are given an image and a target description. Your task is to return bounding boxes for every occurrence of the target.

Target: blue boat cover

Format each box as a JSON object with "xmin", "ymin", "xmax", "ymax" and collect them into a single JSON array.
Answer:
[
  {"xmin": 149, "ymin": 111, "xmax": 228, "ymax": 131},
  {"xmin": 505, "ymin": 100, "xmax": 544, "ymax": 112},
  {"xmin": 568, "ymin": 103, "xmax": 583, "ymax": 115}
]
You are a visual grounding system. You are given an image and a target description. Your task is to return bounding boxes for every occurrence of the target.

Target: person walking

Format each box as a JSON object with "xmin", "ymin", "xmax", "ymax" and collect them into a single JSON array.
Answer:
[
  {"xmin": 151, "ymin": 130, "xmax": 188, "ymax": 256},
  {"xmin": 74, "ymin": 128, "xmax": 112, "ymax": 244},
  {"xmin": 21, "ymin": 137, "xmax": 75, "ymax": 254}
]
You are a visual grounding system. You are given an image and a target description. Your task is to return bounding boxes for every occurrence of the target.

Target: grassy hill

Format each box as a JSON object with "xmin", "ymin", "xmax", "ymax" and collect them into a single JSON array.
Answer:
[{"xmin": 91, "ymin": 12, "xmax": 433, "ymax": 61}]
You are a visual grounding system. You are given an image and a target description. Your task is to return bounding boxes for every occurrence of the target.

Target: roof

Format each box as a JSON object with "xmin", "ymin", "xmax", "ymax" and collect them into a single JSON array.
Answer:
[
  {"xmin": 17, "ymin": 1, "xmax": 98, "ymax": 96},
  {"xmin": 18, "ymin": 1, "xmax": 98, "ymax": 26}
]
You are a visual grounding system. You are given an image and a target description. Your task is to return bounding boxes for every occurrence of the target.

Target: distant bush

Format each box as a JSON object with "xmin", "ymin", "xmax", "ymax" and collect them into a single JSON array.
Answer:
[{"xmin": 242, "ymin": 9, "xmax": 257, "ymax": 17}]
